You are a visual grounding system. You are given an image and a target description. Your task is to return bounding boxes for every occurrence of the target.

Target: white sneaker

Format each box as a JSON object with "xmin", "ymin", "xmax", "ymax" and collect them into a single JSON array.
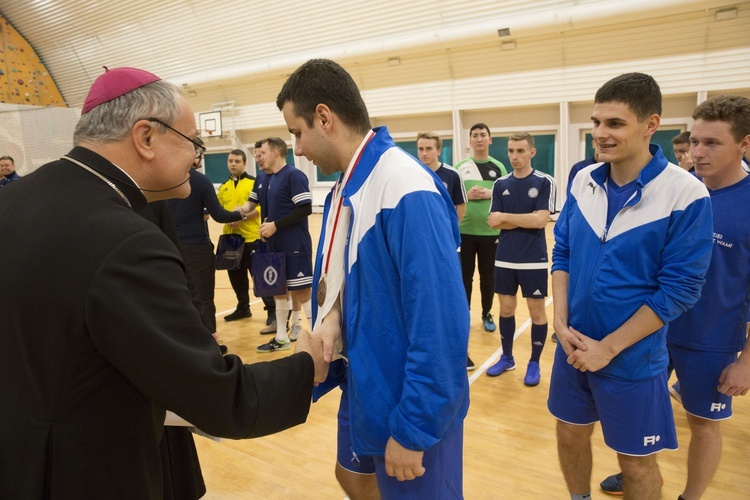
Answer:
[{"xmin": 289, "ymin": 323, "xmax": 301, "ymax": 342}]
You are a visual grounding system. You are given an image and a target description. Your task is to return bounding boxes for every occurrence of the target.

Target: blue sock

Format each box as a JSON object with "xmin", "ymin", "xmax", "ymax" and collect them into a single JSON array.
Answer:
[
  {"xmin": 530, "ymin": 323, "xmax": 548, "ymax": 363},
  {"xmin": 498, "ymin": 315, "xmax": 515, "ymax": 359}
]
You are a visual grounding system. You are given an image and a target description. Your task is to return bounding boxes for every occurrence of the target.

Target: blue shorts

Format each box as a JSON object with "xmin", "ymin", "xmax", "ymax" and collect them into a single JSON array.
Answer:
[
  {"xmin": 668, "ymin": 342, "xmax": 735, "ymax": 420},
  {"xmin": 337, "ymin": 383, "xmax": 376, "ymax": 475},
  {"xmin": 372, "ymin": 423, "xmax": 463, "ymax": 499},
  {"xmin": 337, "ymin": 385, "xmax": 464, "ymax": 499},
  {"xmin": 547, "ymin": 344, "xmax": 677, "ymax": 456},
  {"xmin": 284, "ymin": 253, "xmax": 313, "ymax": 290},
  {"xmin": 494, "ymin": 266, "xmax": 548, "ymax": 298}
]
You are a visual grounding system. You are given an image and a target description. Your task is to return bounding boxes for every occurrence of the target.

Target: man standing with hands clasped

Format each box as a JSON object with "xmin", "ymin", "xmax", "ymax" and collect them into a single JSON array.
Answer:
[
  {"xmin": 277, "ymin": 58, "xmax": 469, "ymax": 499},
  {"xmin": 547, "ymin": 73, "xmax": 713, "ymax": 500}
]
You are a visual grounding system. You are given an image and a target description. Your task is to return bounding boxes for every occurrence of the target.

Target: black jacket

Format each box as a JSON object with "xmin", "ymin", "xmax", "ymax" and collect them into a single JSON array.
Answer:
[{"xmin": 0, "ymin": 147, "xmax": 313, "ymax": 499}]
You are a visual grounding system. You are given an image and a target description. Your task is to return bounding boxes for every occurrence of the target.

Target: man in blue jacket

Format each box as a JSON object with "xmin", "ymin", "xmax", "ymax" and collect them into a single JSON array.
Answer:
[
  {"xmin": 277, "ymin": 58, "xmax": 470, "ymax": 499},
  {"xmin": 547, "ymin": 73, "xmax": 713, "ymax": 500}
]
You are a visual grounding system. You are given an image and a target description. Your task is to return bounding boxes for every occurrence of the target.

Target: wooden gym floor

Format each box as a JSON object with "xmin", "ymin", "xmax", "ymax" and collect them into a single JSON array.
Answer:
[{"xmin": 193, "ymin": 215, "xmax": 750, "ymax": 499}]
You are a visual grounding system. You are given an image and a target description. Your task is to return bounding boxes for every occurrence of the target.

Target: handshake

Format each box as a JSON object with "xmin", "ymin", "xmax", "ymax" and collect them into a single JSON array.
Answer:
[
  {"xmin": 293, "ymin": 305, "xmax": 343, "ymax": 385},
  {"xmin": 294, "ymin": 329, "xmax": 333, "ymax": 385},
  {"xmin": 236, "ymin": 202, "xmax": 253, "ymax": 218}
]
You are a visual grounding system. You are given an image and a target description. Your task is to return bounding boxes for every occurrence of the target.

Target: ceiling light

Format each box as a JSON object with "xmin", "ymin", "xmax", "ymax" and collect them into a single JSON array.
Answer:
[{"xmin": 715, "ymin": 7, "xmax": 738, "ymax": 21}]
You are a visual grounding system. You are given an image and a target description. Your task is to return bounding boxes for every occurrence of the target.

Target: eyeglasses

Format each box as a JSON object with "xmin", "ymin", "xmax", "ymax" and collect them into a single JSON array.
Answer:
[{"xmin": 146, "ymin": 117, "xmax": 207, "ymax": 159}]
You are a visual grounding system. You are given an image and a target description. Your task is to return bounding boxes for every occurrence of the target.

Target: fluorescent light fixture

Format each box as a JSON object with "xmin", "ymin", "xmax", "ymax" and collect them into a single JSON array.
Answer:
[{"xmin": 715, "ymin": 7, "xmax": 738, "ymax": 21}]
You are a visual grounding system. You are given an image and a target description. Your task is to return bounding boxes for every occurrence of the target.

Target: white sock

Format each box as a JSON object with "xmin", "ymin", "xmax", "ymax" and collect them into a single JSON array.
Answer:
[
  {"xmin": 291, "ymin": 309, "xmax": 302, "ymax": 326},
  {"xmin": 275, "ymin": 298, "xmax": 291, "ymax": 343},
  {"xmin": 302, "ymin": 299, "xmax": 312, "ymax": 326}
]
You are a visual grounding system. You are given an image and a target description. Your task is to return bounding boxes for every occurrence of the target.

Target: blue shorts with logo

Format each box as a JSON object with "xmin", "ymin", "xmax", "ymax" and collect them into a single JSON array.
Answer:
[
  {"xmin": 283, "ymin": 253, "xmax": 313, "ymax": 291},
  {"xmin": 547, "ymin": 343, "xmax": 677, "ymax": 456},
  {"xmin": 337, "ymin": 383, "xmax": 464, "ymax": 498},
  {"xmin": 494, "ymin": 266, "xmax": 548, "ymax": 298},
  {"xmin": 669, "ymin": 342, "xmax": 735, "ymax": 420}
]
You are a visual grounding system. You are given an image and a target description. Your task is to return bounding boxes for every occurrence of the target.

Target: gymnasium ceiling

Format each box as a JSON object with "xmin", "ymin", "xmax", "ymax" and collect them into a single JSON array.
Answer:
[{"xmin": 0, "ymin": 0, "xmax": 746, "ymax": 113}]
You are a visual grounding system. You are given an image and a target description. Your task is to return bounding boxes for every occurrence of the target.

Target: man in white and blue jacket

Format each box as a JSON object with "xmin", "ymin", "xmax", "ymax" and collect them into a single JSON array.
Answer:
[
  {"xmin": 547, "ymin": 73, "xmax": 713, "ymax": 500},
  {"xmin": 277, "ymin": 59, "xmax": 470, "ymax": 499}
]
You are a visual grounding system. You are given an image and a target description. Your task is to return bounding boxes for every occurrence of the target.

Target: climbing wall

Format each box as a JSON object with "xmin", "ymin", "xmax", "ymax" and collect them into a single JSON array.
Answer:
[{"xmin": 0, "ymin": 16, "xmax": 66, "ymax": 107}]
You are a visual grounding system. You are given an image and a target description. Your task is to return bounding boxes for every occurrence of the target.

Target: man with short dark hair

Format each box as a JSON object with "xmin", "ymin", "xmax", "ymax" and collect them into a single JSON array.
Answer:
[
  {"xmin": 487, "ymin": 132, "xmax": 555, "ymax": 386},
  {"xmin": 548, "ymin": 72, "xmax": 713, "ymax": 500},
  {"xmin": 277, "ymin": 58, "xmax": 469, "ymax": 499},
  {"xmin": 456, "ymin": 124, "xmax": 507, "ymax": 333},
  {"xmin": 240, "ymin": 137, "xmax": 314, "ymax": 353},
  {"xmin": 0, "ymin": 67, "xmax": 326, "ymax": 499},
  {"xmin": 600, "ymin": 95, "xmax": 750, "ymax": 500},
  {"xmin": 672, "ymin": 130, "xmax": 694, "ymax": 171},
  {"xmin": 0, "ymin": 155, "xmax": 21, "ymax": 187},
  {"xmin": 217, "ymin": 148, "xmax": 275, "ymax": 324}
]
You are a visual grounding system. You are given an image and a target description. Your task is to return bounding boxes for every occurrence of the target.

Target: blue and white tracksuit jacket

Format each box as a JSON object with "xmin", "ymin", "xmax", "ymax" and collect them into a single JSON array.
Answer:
[
  {"xmin": 312, "ymin": 127, "xmax": 470, "ymax": 455},
  {"xmin": 552, "ymin": 145, "xmax": 713, "ymax": 381}
]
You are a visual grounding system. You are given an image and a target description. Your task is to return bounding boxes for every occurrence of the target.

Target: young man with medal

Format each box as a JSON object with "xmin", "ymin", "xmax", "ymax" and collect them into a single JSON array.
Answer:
[{"xmin": 277, "ymin": 58, "xmax": 470, "ymax": 499}]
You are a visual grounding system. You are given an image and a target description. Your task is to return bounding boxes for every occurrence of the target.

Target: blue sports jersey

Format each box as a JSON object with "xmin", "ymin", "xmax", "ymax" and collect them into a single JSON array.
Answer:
[
  {"xmin": 667, "ymin": 174, "xmax": 750, "ymax": 353},
  {"xmin": 263, "ymin": 165, "xmax": 312, "ymax": 254},
  {"xmin": 490, "ymin": 169, "xmax": 555, "ymax": 266},
  {"xmin": 249, "ymin": 170, "xmax": 270, "ymax": 220},
  {"xmin": 434, "ymin": 164, "xmax": 467, "ymax": 207}
]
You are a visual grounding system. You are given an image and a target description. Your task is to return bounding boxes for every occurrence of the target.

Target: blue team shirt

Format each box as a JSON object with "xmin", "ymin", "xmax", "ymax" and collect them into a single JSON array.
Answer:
[
  {"xmin": 251, "ymin": 164, "xmax": 312, "ymax": 254},
  {"xmin": 667, "ymin": 174, "xmax": 750, "ymax": 353},
  {"xmin": 605, "ymin": 178, "xmax": 638, "ymax": 228},
  {"xmin": 434, "ymin": 164, "xmax": 467, "ymax": 207},
  {"xmin": 490, "ymin": 169, "xmax": 555, "ymax": 266}
]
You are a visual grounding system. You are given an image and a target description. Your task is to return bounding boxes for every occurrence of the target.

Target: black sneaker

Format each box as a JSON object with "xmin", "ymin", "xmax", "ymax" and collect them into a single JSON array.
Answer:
[
  {"xmin": 467, "ymin": 355, "xmax": 476, "ymax": 371},
  {"xmin": 224, "ymin": 309, "xmax": 251, "ymax": 322},
  {"xmin": 219, "ymin": 343, "xmax": 228, "ymax": 355},
  {"xmin": 481, "ymin": 312, "xmax": 496, "ymax": 332},
  {"xmin": 551, "ymin": 332, "xmax": 558, "ymax": 343},
  {"xmin": 600, "ymin": 472, "xmax": 623, "ymax": 496}
]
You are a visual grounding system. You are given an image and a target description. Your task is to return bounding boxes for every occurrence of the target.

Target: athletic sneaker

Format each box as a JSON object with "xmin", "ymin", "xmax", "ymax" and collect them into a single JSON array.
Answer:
[
  {"xmin": 289, "ymin": 323, "xmax": 301, "ymax": 342},
  {"xmin": 600, "ymin": 472, "xmax": 623, "ymax": 496},
  {"xmin": 467, "ymin": 355, "xmax": 476, "ymax": 371},
  {"xmin": 669, "ymin": 381, "xmax": 682, "ymax": 404},
  {"xmin": 481, "ymin": 312, "xmax": 496, "ymax": 332},
  {"xmin": 551, "ymin": 332, "xmax": 558, "ymax": 343},
  {"xmin": 524, "ymin": 361, "xmax": 541, "ymax": 386},
  {"xmin": 486, "ymin": 354, "xmax": 515, "ymax": 377},
  {"xmin": 260, "ymin": 321, "xmax": 277, "ymax": 335},
  {"xmin": 256, "ymin": 338, "xmax": 291, "ymax": 353}
]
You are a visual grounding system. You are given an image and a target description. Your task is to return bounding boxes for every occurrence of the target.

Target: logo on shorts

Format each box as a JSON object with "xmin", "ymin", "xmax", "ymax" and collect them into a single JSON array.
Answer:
[
  {"xmin": 263, "ymin": 266, "xmax": 278, "ymax": 286},
  {"xmin": 710, "ymin": 403, "xmax": 727, "ymax": 412},
  {"xmin": 528, "ymin": 187, "xmax": 539, "ymax": 198},
  {"xmin": 643, "ymin": 435, "xmax": 660, "ymax": 446}
]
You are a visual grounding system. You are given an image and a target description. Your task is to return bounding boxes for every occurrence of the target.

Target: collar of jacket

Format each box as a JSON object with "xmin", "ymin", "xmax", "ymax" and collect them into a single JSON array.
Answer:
[
  {"xmin": 591, "ymin": 143, "xmax": 668, "ymax": 207},
  {"xmin": 66, "ymin": 146, "xmax": 147, "ymax": 212},
  {"xmin": 341, "ymin": 126, "xmax": 395, "ymax": 200}
]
